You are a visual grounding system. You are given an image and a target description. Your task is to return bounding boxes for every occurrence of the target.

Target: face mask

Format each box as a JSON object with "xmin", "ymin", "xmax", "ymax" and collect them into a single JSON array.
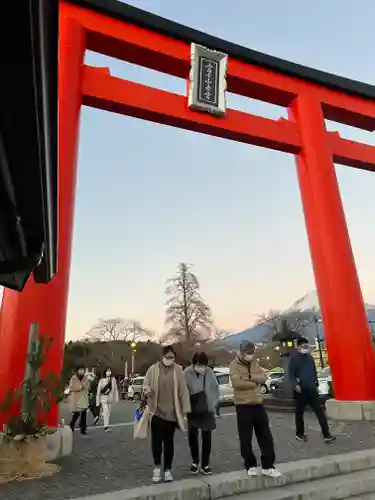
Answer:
[
  {"xmin": 194, "ymin": 366, "xmax": 206, "ymax": 375},
  {"xmin": 243, "ymin": 354, "xmax": 254, "ymax": 362},
  {"xmin": 163, "ymin": 357, "xmax": 174, "ymax": 367},
  {"xmin": 77, "ymin": 371, "xmax": 85, "ymax": 378},
  {"xmin": 300, "ymin": 348, "xmax": 309, "ymax": 355},
  {"xmin": 106, "ymin": 371, "xmax": 111, "ymax": 377}
]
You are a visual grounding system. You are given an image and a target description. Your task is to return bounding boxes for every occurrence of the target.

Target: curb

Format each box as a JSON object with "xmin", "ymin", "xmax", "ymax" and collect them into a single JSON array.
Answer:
[{"xmin": 70, "ymin": 448, "xmax": 375, "ymax": 500}]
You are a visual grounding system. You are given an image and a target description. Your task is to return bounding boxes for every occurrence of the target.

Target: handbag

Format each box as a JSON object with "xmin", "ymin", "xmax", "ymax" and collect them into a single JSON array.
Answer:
[
  {"xmin": 101, "ymin": 379, "xmax": 112, "ymax": 396},
  {"xmin": 133, "ymin": 406, "xmax": 150, "ymax": 439},
  {"xmin": 190, "ymin": 372, "xmax": 208, "ymax": 414}
]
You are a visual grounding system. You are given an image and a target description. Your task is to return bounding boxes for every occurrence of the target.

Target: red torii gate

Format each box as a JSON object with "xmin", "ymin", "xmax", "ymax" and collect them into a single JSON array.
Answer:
[{"xmin": 1, "ymin": 0, "xmax": 375, "ymax": 426}]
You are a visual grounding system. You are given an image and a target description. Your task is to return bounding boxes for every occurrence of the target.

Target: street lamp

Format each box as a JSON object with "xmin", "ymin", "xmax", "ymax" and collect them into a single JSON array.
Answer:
[
  {"xmin": 130, "ymin": 340, "xmax": 137, "ymax": 373},
  {"xmin": 314, "ymin": 316, "xmax": 324, "ymax": 369}
]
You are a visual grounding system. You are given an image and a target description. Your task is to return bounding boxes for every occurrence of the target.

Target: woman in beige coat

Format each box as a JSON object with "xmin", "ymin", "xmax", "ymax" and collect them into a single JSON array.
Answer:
[
  {"xmin": 144, "ymin": 346, "xmax": 191, "ymax": 483},
  {"xmin": 69, "ymin": 365, "xmax": 89, "ymax": 435}
]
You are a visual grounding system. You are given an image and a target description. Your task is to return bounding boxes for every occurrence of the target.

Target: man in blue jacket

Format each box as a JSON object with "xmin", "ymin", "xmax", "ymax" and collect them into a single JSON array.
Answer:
[{"xmin": 289, "ymin": 337, "xmax": 335, "ymax": 443}]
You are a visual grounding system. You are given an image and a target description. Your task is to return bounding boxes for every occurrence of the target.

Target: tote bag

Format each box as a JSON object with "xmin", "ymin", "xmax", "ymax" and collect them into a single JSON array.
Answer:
[
  {"xmin": 133, "ymin": 406, "xmax": 150, "ymax": 440},
  {"xmin": 190, "ymin": 372, "xmax": 208, "ymax": 415}
]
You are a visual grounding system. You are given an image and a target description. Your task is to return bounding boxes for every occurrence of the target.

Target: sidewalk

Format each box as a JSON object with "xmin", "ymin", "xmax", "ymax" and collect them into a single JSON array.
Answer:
[
  {"xmin": 1, "ymin": 412, "xmax": 375, "ymax": 500},
  {"xmin": 70, "ymin": 448, "xmax": 375, "ymax": 500}
]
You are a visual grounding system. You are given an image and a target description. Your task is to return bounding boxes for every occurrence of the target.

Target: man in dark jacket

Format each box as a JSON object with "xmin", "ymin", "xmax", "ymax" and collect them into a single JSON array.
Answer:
[{"xmin": 289, "ymin": 337, "xmax": 335, "ymax": 443}]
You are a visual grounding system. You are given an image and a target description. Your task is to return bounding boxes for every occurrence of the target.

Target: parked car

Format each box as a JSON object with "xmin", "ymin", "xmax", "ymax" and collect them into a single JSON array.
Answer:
[
  {"xmin": 215, "ymin": 367, "xmax": 270, "ymax": 401},
  {"xmin": 127, "ymin": 376, "xmax": 145, "ymax": 402},
  {"xmin": 216, "ymin": 371, "xmax": 234, "ymax": 405},
  {"xmin": 269, "ymin": 376, "xmax": 284, "ymax": 392},
  {"xmin": 317, "ymin": 367, "xmax": 332, "ymax": 398},
  {"xmin": 269, "ymin": 367, "xmax": 332, "ymax": 400},
  {"xmin": 265, "ymin": 371, "xmax": 284, "ymax": 393}
]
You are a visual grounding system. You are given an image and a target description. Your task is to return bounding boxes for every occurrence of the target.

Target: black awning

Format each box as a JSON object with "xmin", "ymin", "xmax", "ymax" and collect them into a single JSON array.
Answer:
[{"xmin": 0, "ymin": 0, "xmax": 58, "ymax": 291}]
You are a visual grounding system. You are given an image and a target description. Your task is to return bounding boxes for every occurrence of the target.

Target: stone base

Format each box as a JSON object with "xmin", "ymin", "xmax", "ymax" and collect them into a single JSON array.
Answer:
[
  {"xmin": 44, "ymin": 425, "xmax": 73, "ymax": 461},
  {"xmin": 326, "ymin": 399, "xmax": 375, "ymax": 421},
  {"xmin": 0, "ymin": 425, "xmax": 73, "ymax": 462}
]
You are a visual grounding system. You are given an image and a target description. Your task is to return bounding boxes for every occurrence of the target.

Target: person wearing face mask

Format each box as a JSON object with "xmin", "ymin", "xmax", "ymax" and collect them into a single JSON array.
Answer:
[
  {"xmin": 289, "ymin": 337, "xmax": 335, "ymax": 443},
  {"xmin": 184, "ymin": 352, "xmax": 219, "ymax": 475},
  {"xmin": 229, "ymin": 342, "xmax": 281, "ymax": 478},
  {"xmin": 144, "ymin": 346, "xmax": 191, "ymax": 483},
  {"xmin": 69, "ymin": 365, "xmax": 89, "ymax": 435},
  {"xmin": 96, "ymin": 367, "xmax": 119, "ymax": 432}
]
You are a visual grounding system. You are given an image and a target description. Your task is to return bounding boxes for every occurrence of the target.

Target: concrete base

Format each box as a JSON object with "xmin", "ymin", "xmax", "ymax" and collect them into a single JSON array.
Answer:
[
  {"xmin": 326, "ymin": 399, "xmax": 375, "ymax": 421},
  {"xmin": 44, "ymin": 425, "xmax": 73, "ymax": 461},
  {"xmin": 0, "ymin": 425, "xmax": 73, "ymax": 462}
]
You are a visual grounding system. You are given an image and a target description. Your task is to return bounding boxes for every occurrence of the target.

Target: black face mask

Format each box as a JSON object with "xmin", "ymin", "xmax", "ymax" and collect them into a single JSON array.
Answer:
[{"xmin": 77, "ymin": 373, "xmax": 84, "ymax": 380}]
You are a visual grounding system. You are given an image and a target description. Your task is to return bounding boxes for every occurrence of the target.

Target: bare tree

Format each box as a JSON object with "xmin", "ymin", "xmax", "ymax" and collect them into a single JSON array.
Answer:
[
  {"xmin": 256, "ymin": 309, "xmax": 315, "ymax": 342},
  {"xmin": 127, "ymin": 320, "xmax": 154, "ymax": 342},
  {"xmin": 214, "ymin": 328, "xmax": 231, "ymax": 340},
  {"xmin": 83, "ymin": 318, "xmax": 153, "ymax": 342},
  {"xmin": 164, "ymin": 263, "xmax": 212, "ymax": 345}
]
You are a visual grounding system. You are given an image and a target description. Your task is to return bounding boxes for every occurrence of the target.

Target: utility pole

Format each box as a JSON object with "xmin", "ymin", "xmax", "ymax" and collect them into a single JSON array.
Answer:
[
  {"xmin": 314, "ymin": 316, "xmax": 324, "ymax": 369},
  {"xmin": 131, "ymin": 339, "xmax": 137, "ymax": 374}
]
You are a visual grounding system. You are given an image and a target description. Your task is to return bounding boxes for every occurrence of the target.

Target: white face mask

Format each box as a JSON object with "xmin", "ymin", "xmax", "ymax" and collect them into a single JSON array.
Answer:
[
  {"xmin": 243, "ymin": 354, "xmax": 254, "ymax": 362},
  {"xmin": 194, "ymin": 365, "xmax": 206, "ymax": 375},
  {"xmin": 163, "ymin": 357, "xmax": 174, "ymax": 367},
  {"xmin": 106, "ymin": 371, "xmax": 112, "ymax": 377},
  {"xmin": 300, "ymin": 348, "xmax": 309, "ymax": 355}
]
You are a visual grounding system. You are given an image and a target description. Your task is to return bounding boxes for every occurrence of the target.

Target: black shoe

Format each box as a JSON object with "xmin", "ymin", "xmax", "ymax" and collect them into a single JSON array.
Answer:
[
  {"xmin": 81, "ymin": 431, "xmax": 87, "ymax": 436},
  {"xmin": 201, "ymin": 466, "xmax": 212, "ymax": 475},
  {"xmin": 190, "ymin": 463, "xmax": 199, "ymax": 474},
  {"xmin": 324, "ymin": 435, "xmax": 336, "ymax": 443},
  {"xmin": 296, "ymin": 434, "xmax": 308, "ymax": 442}
]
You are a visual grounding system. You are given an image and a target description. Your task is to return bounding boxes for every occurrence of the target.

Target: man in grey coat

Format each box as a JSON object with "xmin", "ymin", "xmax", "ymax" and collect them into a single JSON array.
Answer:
[{"xmin": 184, "ymin": 352, "xmax": 219, "ymax": 475}]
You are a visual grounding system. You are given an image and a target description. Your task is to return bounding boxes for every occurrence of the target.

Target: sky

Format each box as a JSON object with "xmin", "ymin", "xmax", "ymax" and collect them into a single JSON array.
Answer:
[{"xmin": 6, "ymin": 0, "xmax": 375, "ymax": 340}]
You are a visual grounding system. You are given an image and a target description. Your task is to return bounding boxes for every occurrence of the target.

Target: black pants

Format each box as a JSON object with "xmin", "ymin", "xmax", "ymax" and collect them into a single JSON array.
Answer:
[
  {"xmin": 151, "ymin": 415, "xmax": 176, "ymax": 470},
  {"xmin": 295, "ymin": 389, "xmax": 330, "ymax": 438},
  {"xmin": 70, "ymin": 410, "xmax": 87, "ymax": 434},
  {"xmin": 236, "ymin": 404, "xmax": 275, "ymax": 470},
  {"xmin": 216, "ymin": 403, "xmax": 221, "ymax": 417},
  {"xmin": 188, "ymin": 426, "xmax": 212, "ymax": 468},
  {"xmin": 90, "ymin": 405, "xmax": 100, "ymax": 419}
]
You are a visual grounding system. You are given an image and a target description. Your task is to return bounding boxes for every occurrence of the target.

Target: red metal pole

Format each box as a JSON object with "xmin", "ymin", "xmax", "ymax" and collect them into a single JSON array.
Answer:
[
  {"xmin": 290, "ymin": 92, "xmax": 375, "ymax": 401},
  {"xmin": 0, "ymin": 9, "xmax": 85, "ymax": 428}
]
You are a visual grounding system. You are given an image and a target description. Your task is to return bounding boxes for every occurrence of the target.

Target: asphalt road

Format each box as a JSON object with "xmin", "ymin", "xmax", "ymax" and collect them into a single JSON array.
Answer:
[
  {"xmin": 59, "ymin": 400, "xmax": 235, "ymax": 428},
  {"xmin": 3, "ymin": 402, "xmax": 375, "ymax": 500}
]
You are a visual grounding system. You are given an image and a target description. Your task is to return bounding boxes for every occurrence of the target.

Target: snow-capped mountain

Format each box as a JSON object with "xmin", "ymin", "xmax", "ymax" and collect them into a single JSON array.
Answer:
[
  {"xmin": 218, "ymin": 290, "xmax": 375, "ymax": 349},
  {"xmin": 286, "ymin": 290, "xmax": 321, "ymax": 313}
]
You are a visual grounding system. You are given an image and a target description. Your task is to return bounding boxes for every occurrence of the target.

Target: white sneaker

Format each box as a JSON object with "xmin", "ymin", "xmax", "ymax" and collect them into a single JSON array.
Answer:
[
  {"xmin": 152, "ymin": 468, "xmax": 161, "ymax": 483},
  {"xmin": 247, "ymin": 467, "xmax": 259, "ymax": 476},
  {"xmin": 262, "ymin": 468, "xmax": 282, "ymax": 478},
  {"xmin": 164, "ymin": 470, "xmax": 173, "ymax": 482}
]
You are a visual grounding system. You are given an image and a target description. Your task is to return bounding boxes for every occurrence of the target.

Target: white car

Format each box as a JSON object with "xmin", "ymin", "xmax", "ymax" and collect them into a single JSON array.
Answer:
[
  {"xmin": 265, "ymin": 371, "xmax": 284, "ymax": 393},
  {"xmin": 215, "ymin": 367, "xmax": 269, "ymax": 400},
  {"xmin": 317, "ymin": 367, "xmax": 331, "ymax": 397},
  {"xmin": 127, "ymin": 376, "xmax": 145, "ymax": 402},
  {"xmin": 216, "ymin": 372, "xmax": 234, "ymax": 404}
]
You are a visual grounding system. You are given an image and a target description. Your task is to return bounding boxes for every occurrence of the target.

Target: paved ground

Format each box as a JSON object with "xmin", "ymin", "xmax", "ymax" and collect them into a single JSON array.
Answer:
[{"xmin": 2, "ymin": 401, "xmax": 375, "ymax": 500}]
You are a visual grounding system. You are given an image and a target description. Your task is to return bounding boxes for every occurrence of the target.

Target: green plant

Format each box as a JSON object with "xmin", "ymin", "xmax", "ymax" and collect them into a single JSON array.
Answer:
[{"xmin": 1, "ymin": 323, "xmax": 65, "ymax": 442}]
